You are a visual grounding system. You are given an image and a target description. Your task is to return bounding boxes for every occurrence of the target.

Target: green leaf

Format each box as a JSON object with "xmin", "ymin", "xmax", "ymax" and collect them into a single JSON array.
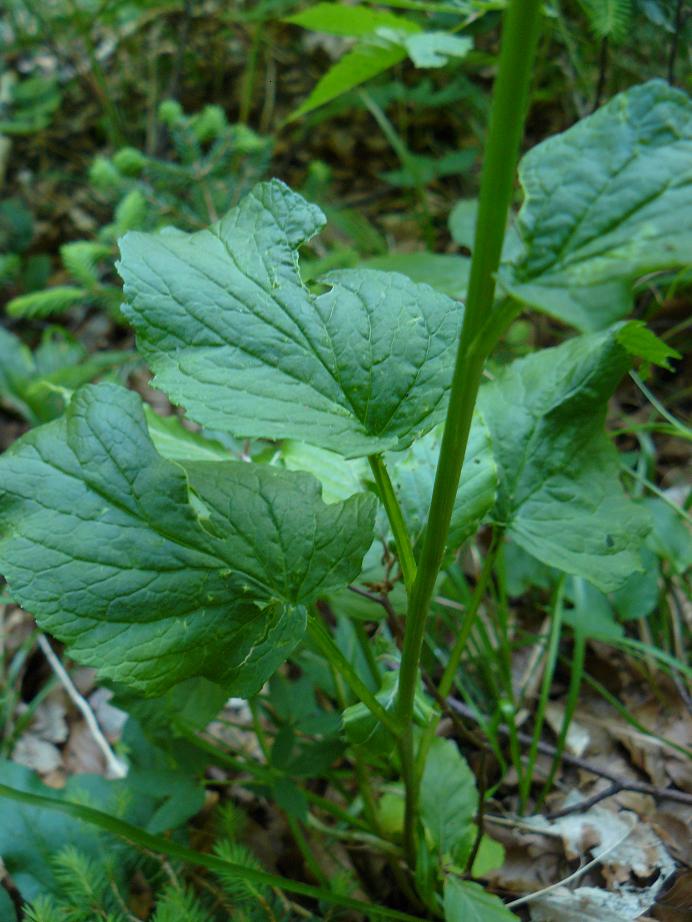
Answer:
[
  {"xmin": 563, "ymin": 578, "xmax": 623, "ymax": 640},
  {"xmin": 144, "ymin": 408, "xmax": 233, "ymax": 462},
  {"xmin": 362, "ymin": 251, "xmax": 470, "ymax": 299},
  {"xmin": 449, "ymin": 198, "xmax": 478, "ymax": 250},
  {"xmin": 469, "ymin": 832, "xmax": 505, "ymax": 877},
  {"xmin": 343, "ymin": 672, "xmax": 432, "ymax": 755},
  {"xmin": 380, "ymin": 149, "xmax": 477, "ymax": 188},
  {"xmin": 0, "ymin": 776, "xmax": 424, "ymax": 922},
  {"xmin": 403, "ymin": 32, "xmax": 472, "ymax": 68},
  {"xmin": 290, "ymin": 37, "xmax": 407, "ymax": 120},
  {"xmin": 609, "ymin": 547, "xmax": 659, "ymax": 621},
  {"xmin": 616, "ymin": 320, "xmax": 681, "ymax": 371},
  {"xmin": 0, "ymin": 754, "xmax": 201, "ymax": 902},
  {"xmin": 118, "ymin": 180, "xmax": 463, "ymax": 458},
  {"xmin": 280, "ymin": 441, "xmax": 367, "ymax": 504},
  {"xmin": 580, "ymin": 0, "xmax": 632, "ymax": 41},
  {"xmin": 503, "ymin": 81, "xmax": 692, "ymax": 330},
  {"xmin": 0, "ymin": 326, "xmax": 34, "ymax": 419},
  {"xmin": 479, "ymin": 329, "xmax": 651, "ymax": 592},
  {"xmin": 391, "ymin": 414, "xmax": 497, "ymax": 549},
  {"xmin": 285, "ymin": 2, "xmax": 420, "ymax": 37},
  {"xmin": 642, "ymin": 497, "xmax": 692, "ymax": 574},
  {"xmin": 444, "ymin": 878, "xmax": 519, "ymax": 922},
  {"xmin": 0, "ymin": 382, "xmax": 376, "ymax": 696},
  {"xmin": 420, "ymin": 738, "xmax": 477, "ymax": 860}
]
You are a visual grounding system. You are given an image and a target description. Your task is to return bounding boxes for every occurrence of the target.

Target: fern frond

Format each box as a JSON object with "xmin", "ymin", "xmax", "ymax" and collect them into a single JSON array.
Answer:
[
  {"xmin": 114, "ymin": 189, "xmax": 147, "ymax": 235},
  {"xmin": 6, "ymin": 285, "xmax": 86, "ymax": 318},
  {"xmin": 60, "ymin": 241, "xmax": 112, "ymax": 289},
  {"xmin": 23, "ymin": 895, "xmax": 64, "ymax": 922},
  {"xmin": 580, "ymin": 0, "xmax": 633, "ymax": 41},
  {"xmin": 213, "ymin": 840, "xmax": 268, "ymax": 906},
  {"xmin": 150, "ymin": 885, "xmax": 214, "ymax": 922},
  {"xmin": 51, "ymin": 845, "xmax": 109, "ymax": 910}
]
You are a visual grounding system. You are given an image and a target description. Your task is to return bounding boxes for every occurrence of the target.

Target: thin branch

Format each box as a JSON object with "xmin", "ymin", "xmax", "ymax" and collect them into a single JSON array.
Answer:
[
  {"xmin": 37, "ymin": 634, "xmax": 128, "ymax": 779},
  {"xmin": 445, "ymin": 696, "xmax": 692, "ymax": 810},
  {"xmin": 592, "ymin": 36, "xmax": 608, "ymax": 112}
]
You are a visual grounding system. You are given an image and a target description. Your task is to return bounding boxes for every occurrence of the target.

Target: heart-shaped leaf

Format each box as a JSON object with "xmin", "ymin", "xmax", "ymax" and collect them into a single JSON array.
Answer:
[
  {"xmin": 503, "ymin": 81, "xmax": 692, "ymax": 330},
  {"xmin": 118, "ymin": 180, "xmax": 463, "ymax": 458},
  {"xmin": 0, "ymin": 383, "xmax": 376, "ymax": 696},
  {"xmin": 478, "ymin": 328, "xmax": 650, "ymax": 591}
]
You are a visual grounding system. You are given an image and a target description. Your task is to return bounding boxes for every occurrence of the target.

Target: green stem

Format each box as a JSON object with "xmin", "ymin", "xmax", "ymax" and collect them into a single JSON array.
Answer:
[
  {"xmin": 414, "ymin": 536, "xmax": 500, "ymax": 778},
  {"xmin": 0, "ymin": 783, "xmax": 422, "ymax": 922},
  {"xmin": 395, "ymin": 0, "xmax": 543, "ymax": 867},
  {"xmin": 307, "ymin": 617, "xmax": 401, "ymax": 738},
  {"xmin": 518, "ymin": 578, "xmax": 565, "ymax": 813},
  {"xmin": 369, "ymin": 455, "xmax": 417, "ymax": 592},
  {"xmin": 353, "ymin": 619, "xmax": 383, "ymax": 688},
  {"xmin": 360, "ymin": 90, "xmax": 435, "ymax": 248},
  {"xmin": 287, "ymin": 815, "xmax": 330, "ymax": 887},
  {"xmin": 535, "ymin": 626, "xmax": 585, "ymax": 810}
]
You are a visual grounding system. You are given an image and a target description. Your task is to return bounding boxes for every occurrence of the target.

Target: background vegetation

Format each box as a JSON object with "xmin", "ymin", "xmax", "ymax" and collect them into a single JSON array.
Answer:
[{"xmin": 0, "ymin": 1, "xmax": 690, "ymax": 920}]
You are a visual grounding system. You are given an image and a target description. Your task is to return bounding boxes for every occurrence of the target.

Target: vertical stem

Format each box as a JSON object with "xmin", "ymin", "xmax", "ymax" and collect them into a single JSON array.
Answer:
[
  {"xmin": 307, "ymin": 617, "xmax": 401, "ymax": 737},
  {"xmin": 369, "ymin": 455, "xmax": 417, "ymax": 593},
  {"xmin": 518, "ymin": 578, "xmax": 565, "ymax": 813},
  {"xmin": 592, "ymin": 36, "xmax": 608, "ymax": 112},
  {"xmin": 414, "ymin": 536, "xmax": 500, "ymax": 779},
  {"xmin": 395, "ymin": 0, "xmax": 543, "ymax": 867},
  {"xmin": 535, "ymin": 625, "xmax": 585, "ymax": 810},
  {"xmin": 667, "ymin": 0, "xmax": 685, "ymax": 85}
]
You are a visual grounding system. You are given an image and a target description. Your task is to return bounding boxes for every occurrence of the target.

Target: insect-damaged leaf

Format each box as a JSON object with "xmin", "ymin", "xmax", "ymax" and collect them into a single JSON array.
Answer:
[
  {"xmin": 118, "ymin": 180, "xmax": 462, "ymax": 458},
  {"xmin": 0, "ymin": 383, "xmax": 376, "ymax": 696},
  {"xmin": 502, "ymin": 80, "xmax": 692, "ymax": 330},
  {"xmin": 478, "ymin": 328, "xmax": 650, "ymax": 592}
]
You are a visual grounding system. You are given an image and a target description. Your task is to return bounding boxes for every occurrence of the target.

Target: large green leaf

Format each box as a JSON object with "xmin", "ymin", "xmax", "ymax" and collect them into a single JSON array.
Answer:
[
  {"xmin": 478, "ymin": 328, "xmax": 650, "ymax": 591},
  {"xmin": 503, "ymin": 81, "xmax": 692, "ymax": 330},
  {"xmin": 0, "ymin": 383, "xmax": 376, "ymax": 696},
  {"xmin": 390, "ymin": 413, "xmax": 497, "ymax": 550},
  {"xmin": 444, "ymin": 878, "xmax": 519, "ymax": 922},
  {"xmin": 420, "ymin": 738, "xmax": 477, "ymax": 860},
  {"xmin": 118, "ymin": 180, "xmax": 463, "ymax": 458}
]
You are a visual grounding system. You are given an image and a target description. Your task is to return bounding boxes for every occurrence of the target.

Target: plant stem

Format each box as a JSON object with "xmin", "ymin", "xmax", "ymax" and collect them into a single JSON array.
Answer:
[
  {"xmin": 414, "ymin": 536, "xmax": 500, "ymax": 778},
  {"xmin": 394, "ymin": 0, "xmax": 543, "ymax": 867},
  {"xmin": 518, "ymin": 577, "xmax": 565, "ymax": 813},
  {"xmin": 307, "ymin": 617, "xmax": 401, "ymax": 737},
  {"xmin": 536, "ymin": 625, "xmax": 585, "ymax": 810},
  {"xmin": 368, "ymin": 455, "xmax": 417, "ymax": 592}
]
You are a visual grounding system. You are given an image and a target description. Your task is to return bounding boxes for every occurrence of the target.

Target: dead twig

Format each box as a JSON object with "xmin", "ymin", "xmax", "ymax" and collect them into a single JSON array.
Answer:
[
  {"xmin": 37, "ymin": 634, "xmax": 128, "ymax": 779},
  {"xmin": 444, "ymin": 697, "xmax": 692, "ymax": 814}
]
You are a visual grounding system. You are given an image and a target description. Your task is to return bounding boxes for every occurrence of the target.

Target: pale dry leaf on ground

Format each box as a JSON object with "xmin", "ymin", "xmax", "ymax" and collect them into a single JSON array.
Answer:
[
  {"xmin": 526, "ymin": 802, "xmax": 676, "ymax": 920},
  {"xmin": 88, "ymin": 688, "xmax": 128, "ymax": 742},
  {"xmin": 63, "ymin": 719, "xmax": 107, "ymax": 776},
  {"xmin": 545, "ymin": 701, "xmax": 591, "ymax": 757},
  {"xmin": 11, "ymin": 734, "xmax": 62, "ymax": 775}
]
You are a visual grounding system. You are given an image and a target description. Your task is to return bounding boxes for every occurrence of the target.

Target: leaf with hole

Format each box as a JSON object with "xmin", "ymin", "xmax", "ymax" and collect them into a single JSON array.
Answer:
[{"xmin": 118, "ymin": 180, "xmax": 463, "ymax": 458}]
